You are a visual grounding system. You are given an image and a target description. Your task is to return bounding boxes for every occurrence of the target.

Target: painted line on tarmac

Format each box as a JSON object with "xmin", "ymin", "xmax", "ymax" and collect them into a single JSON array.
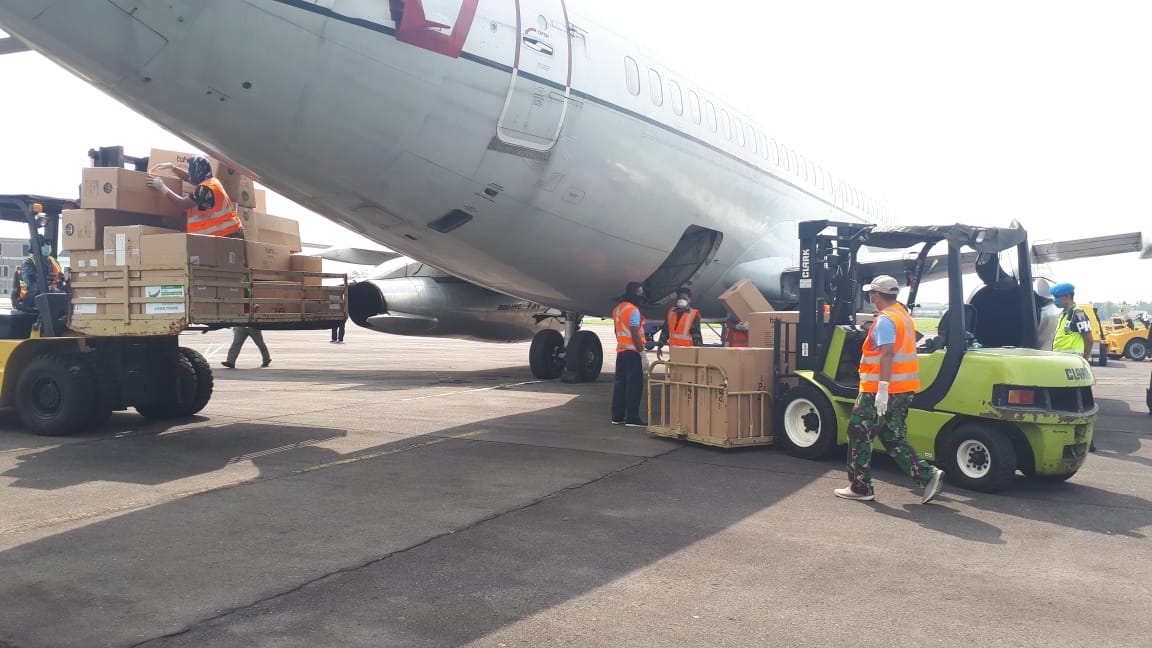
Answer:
[
  {"xmin": 400, "ymin": 380, "xmax": 542, "ymax": 402},
  {"xmin": 291, "ymin": 431, "xmax": 481, "ymax": 474}
]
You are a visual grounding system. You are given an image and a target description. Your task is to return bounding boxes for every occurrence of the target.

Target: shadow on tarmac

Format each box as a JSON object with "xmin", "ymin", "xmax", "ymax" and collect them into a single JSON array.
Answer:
[
  {"xmin": 212, "ymin": 365, "xmax": 542, "ymax": 392},
  {"xmin": 2, "ymin": 423, "xmax": 347, "ymax": 490}
]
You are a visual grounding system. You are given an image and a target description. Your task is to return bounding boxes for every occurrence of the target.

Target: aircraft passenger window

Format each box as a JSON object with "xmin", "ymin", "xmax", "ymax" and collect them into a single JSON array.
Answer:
[
  {"xmin": 748, "ymin": 126, "xmax": 758, "ymax": 154},
  {"xmin": 648, "ymin": 68, "xmax": 663, "ymax": 106},
  {"xmin": 789, "ymin": 150, "xmax": 799, "ymax": 174},
  {"xmin": 720, "ymin": 109, "xmax": 731, "ymax": 140},
  {"xmin": 758, "ymin": 132, "xmax": 769, "ymax": 159},
  {"xmin": 734, "ymin": 117, "xmax": 745, "ymax": 146},
  {"xmin": 670, "ymin": 80, "xmax": 683, "ymax": 116},
  {"xmin": 768, "ymin": 137, "xmax": 779, "ymax": 164},
  {"xmin": 625, "ymin": 56, "xmax": 640, "ymax": 95},
  {"xmin": 705, "ymin": 100, "xmax": 717, "ymax": 132},
  {"xmin": 809, "ymin": 161, "xmax": 818, "ymax": 185},
  {"xmin": 687, "ymin": 90, "xmax": 701, "ymax": 124},
  {"xmin": 798, "ymin": 154, "xmax": 808, "ymax": 179}
]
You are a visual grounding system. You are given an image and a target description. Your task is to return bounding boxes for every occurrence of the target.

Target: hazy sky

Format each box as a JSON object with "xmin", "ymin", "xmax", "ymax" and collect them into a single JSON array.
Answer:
[{"xmin": 1, "ymin": 1, "xmax": 1148, "ymax": 302}]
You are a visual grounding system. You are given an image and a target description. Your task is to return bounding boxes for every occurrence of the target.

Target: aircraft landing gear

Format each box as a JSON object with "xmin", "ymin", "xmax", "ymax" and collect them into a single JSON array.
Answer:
[{"xmin": 527, "ymin": 313, "xmax": 603, "ymax": 383}]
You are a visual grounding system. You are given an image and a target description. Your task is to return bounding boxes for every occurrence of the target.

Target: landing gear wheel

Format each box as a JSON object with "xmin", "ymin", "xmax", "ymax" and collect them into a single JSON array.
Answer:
[
  {"xmin": 529, "ymin": 329, "xmax": 565, "ymax": 380},
  {"xmin": 16, "ymin": 354, "xmax": 96, "ymax": 436},
  {"xmin": 1124, "ymin": 338, "xmax": 1147, "ymax": 361},
  {"xmin": 135, "ymin": 352, "xmax": 199, "ymax": 420},
  {"xmin": 562, "ymin": 330, "xmax": 603, "ymax": 383},
  {"xmin": 178, "ymin": 347, "xmax": 214, "ymax": 416},
  {"xmin": 775, "ymin": 383, "xmax": 839, "ymax": 459},
  {"xmin": 940, "ymin": 423, "xmax": 1017, "ymax": 492}
]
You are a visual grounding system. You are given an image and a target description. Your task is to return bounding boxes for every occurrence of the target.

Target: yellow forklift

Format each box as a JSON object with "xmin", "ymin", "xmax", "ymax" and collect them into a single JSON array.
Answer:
[{"xmin": 0, "ymin": 194, "xmax": 214, "ymax": 435}]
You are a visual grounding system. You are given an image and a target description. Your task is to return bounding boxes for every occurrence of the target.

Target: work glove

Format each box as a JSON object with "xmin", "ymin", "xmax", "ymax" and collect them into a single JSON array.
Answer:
[
  {"xmin": 640, "ymin": 352, "xmax": 650, "ymax": 373},
  {"xmin": 151, "ymin": 162, "xmax": 175, "ymax": 171},
  {"xmin": 735, "ymin": 321, "xmax": 749, "ymax": 331},
  {"xmin": 146, "ymin": 175, "xmax": 167, "ymax": 192},
  {"xmin": 875, "ymin": 380, "xmax": 890, "ymax": 417}
]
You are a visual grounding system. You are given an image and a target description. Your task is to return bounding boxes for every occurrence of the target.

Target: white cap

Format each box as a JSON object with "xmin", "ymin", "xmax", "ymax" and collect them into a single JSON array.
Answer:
[{"xmin": 862, "ymin": 275, "xmax": 900, "ymax": 295}]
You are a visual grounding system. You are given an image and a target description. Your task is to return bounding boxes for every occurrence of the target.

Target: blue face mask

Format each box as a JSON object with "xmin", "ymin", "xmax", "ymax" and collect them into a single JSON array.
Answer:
[{"xmin": 40, "ymin": 244, "xmax": 52, "ymax": 256}]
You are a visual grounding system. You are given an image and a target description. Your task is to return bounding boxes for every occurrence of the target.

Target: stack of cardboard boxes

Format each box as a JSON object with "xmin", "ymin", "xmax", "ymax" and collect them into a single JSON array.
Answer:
[{"xmin": 67, "ymin": 148, "xmax": 345, "ymax": 322}]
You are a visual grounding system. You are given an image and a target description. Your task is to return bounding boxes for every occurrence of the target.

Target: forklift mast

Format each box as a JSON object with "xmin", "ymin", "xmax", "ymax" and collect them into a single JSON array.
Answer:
[
  {"xmin": 0, "ymin": 195, "xmax": 76, "ymax": 336},
  {"xmin": 796, "ymin": 220, "xmax": 874, "ymax": 372}
]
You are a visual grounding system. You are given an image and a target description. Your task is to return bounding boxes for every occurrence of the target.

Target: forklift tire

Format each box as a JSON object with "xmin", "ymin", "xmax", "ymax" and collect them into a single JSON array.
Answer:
[
  {"xmin": 135, "ymin": 352, "xmax": 199, "ymax": 420},
  {"xmin": 940, "ymin": 422, "xmax": 1017, "ymax": 493},
  {"xmin": 776, "ymin": 384, "xmax": 839, "ymax": 460},
  {"xmin": 178, "ymin": 347, "xmax": 214, "ymax": 416},
  {"xmin": 15, "ymin": 354, "xmax": 96, "ymax": 436},
  {"xmin": 1124, "ymin": 339, "xmax": 1147, "ymax": 362}
]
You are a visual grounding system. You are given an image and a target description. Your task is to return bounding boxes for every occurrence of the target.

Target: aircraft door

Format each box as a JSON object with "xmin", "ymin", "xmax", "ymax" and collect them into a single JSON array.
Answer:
[{"xmin": 496, "ymin": 1, "xmax": 572, "ymax": 152}]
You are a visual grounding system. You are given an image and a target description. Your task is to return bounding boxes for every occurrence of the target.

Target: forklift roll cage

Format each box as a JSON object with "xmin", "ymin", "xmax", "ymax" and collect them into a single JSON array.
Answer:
[
  {"xmin": 795, "ymin": 220, "xmax": 1039, "ymax": 410},
  {"xmin": 0, "ymin": 194, "xmax": 74, "ymax": 337}
]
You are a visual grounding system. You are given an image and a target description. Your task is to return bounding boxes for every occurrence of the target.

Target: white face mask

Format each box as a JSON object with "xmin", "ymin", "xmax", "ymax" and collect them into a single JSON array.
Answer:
[
  {"xmin": 41, "ymin": 244, "xmax": 52, "ymax": 256},
  {"xmin": 676, "ymin": 299, "xmax": 688, "ymax": 309}
]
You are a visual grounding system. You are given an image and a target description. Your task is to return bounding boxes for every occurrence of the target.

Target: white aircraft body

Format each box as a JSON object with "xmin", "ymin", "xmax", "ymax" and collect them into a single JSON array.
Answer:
[{"xmin": 0, "ymin": 1, "xmax": 1141, "ymax": 380}]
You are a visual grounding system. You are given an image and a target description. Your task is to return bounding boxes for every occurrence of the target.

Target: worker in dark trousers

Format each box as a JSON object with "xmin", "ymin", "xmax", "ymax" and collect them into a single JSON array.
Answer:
[
  {"xmin": 610, "ymin": 281, "xmax": 648, "ymax": 427},
  {"xmin": 655, "ymin": 287, "xmax": 702, "ymax": 360},
  {"xmin": 331, "ymin": 318, "xmax": 346, "ymax": 343},
  {"xmin": 222, "ymin": 326, "xmax": 271, "ymax": 368}
]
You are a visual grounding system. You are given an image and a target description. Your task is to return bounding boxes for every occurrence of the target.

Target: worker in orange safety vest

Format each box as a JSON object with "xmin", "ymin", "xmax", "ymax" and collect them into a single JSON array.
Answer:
[
  {"xmin": 610, "ymin": 281, "xmax": 648, "ymax": 427},
  {"xmin": 834, "ymin": 275, "xmax": 945, "ymax": 505},
  {"xmin": 723, "ymin": 312, "xmax": 749, "ymax": 347},
  {"xmin": 655, "ymin": 287, "xmax": 702, "ymax": 360},
  {"xmin": 146, "ymin": 155, "xmax": 245, "ymax": 239}
]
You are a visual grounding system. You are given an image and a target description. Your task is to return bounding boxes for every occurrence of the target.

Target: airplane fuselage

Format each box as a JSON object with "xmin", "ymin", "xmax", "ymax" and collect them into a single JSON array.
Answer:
[{"xmin": 0, "ymin": 0, "xmax": 883, "ymax": 318}]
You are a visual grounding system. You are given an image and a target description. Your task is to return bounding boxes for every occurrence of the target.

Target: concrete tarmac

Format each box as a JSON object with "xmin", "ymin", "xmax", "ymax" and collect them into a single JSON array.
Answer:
[{"xmin": 0, "ymin": 326, "xmax": 1149, "ymax": 648}]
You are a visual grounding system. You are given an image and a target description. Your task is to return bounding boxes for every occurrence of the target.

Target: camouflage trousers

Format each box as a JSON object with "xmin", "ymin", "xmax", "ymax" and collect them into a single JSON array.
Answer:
[{"xmin": 846, "ymin": 392, "xmax": 936, "ymax": 496}]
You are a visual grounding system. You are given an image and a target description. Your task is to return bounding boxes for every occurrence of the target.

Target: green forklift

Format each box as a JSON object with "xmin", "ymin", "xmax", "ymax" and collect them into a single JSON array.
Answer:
[{"xmin": 774, "ymin": 220, "xmax": 1096, "ymax": 492}]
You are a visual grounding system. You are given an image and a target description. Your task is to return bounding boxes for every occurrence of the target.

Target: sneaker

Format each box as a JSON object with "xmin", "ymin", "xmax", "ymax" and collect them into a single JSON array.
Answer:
[
  {"xmin": 834, "ymin": 487, "xmax": 875, "ymax": 501},
  {"xmin": 611, "ymin": 419, "xmax": 625, "ymax": 425},
  {"xmin": 922, "ymin": 469, "xmax": 945, "ymax": 504},
  {"xmin": 624, "ymin": 419, "xmax": 648, "ymax": 427},
  {"xmin": 330, "ymin": 340, "xmax": 339, "ymax": 344},
  {"xmin": 220, "ymin": 361, "xmax": 235, "ymax": 369},
  {"xmin": 261, "ymin": 359, "xmax": 271, "ymax": 368}
]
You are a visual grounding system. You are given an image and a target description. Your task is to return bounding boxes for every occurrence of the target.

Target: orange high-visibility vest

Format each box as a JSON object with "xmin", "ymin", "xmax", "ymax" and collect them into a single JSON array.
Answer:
[
  {"xmin": 666, "ymin": 307, "xmax": 700, "ymax": 347},
  {"xmin": 726, "ymin": 326, "xmax": 749, "ymax": 347},
  {"xmin": 186, "ymin": 177, "xmax": 243, "ymax": 237},
  {"xmin": 613, "ymin": 302, "xmax": 646, "ymax": 353},
  {"xmin": 859, "ymin": 303, "xmax": 920, "ymax": 394},
  {"xmin": 17, "ymin": 256, "xmax": 63, "ymax": 300}
]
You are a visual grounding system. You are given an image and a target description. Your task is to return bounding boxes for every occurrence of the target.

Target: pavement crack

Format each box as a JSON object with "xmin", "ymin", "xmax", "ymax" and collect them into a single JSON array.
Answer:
[{"xmin": 129, "ymin": 454, "xmax": 656, "ymax": 647}]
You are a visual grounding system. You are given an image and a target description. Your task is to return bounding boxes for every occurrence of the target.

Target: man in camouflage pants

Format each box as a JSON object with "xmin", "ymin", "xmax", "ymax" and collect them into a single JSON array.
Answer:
[{"xmin": 835, "ymin": 275, "xmax": 945, "ymax": 504}]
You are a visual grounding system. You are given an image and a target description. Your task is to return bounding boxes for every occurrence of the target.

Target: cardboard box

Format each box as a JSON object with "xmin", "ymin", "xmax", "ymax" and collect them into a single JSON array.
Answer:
[
  {"xmin": 666, "ymin": 346, "xmax": 697, "ymax": 434},
  {"xmin": 718, "ymin": 279, "xmax": 773, "ymax": 321},
  {"xmin": 246, "ymin": 241, "xmax": 293, "ymax": 271},
  {"xmin": 290, "ymin": 254, "xmax": 323, "ymax": 285},
  {"xmin": 103, "ymin": 225, "xmax": 183, "ymax": 267},
  {"xmin": 140, "ymin": 233, "xmax": 246, "ymax": 269},
  {"xmin": 149, "ymin": 148, "xmax": 258, "ymax": 207},
  {"xmin": 303, "ymin": 285, "xmax": 346, "ymax": 301},
  {"xmin": 61, "ymin": 209, "xmax": 179, "ymax": 252},
  {"xmin": 67, "ymin": 249, "xmax": 106, "ymax": 281},
  {"xmin": 305, "ymin": 300, "xmax": 346, "ymax": 315},
  {"xmin": 252, "ymin": 281, "xmax": 302, "ymax": 314},
  {"xmin": 237, "ymin": 208, "xmax": 302, "ymax": 252},
  {"xmin": 692, "ymin": 348, "xmax": 774, "ymax": 440},
  {"xmin": 80, "ymin": 167, "xmax": 186, "ymax": 218},
  {"xmin": 253, "ymin": 188, "xmax": 267, "ymax": 212}
]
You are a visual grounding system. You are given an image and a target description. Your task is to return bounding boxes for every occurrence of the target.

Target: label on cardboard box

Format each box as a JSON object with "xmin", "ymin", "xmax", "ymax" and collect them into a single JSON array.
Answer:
[{"xmin": 73, "ymin": 303, "xmax": 98, "ymax": 315}]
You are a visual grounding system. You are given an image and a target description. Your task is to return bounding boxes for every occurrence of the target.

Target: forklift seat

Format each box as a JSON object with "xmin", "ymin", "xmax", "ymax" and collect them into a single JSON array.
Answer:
[{"xmin": 933, "ymin": 304, "xmax": 978, "ymax": 351}]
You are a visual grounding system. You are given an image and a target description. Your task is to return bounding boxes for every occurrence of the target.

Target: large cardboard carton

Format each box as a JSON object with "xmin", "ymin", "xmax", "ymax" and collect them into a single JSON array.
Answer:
[
  {"xmin": 290, "ymin": 254, "xmax": 323, "ymax": 285},
  {"xmin": 746, "ymin": 311, "xmax": 798, "ymax": 349},
  {"xmin": 718, "ymin": 279, "xmax": 773, "ymax": 321},
  {"xmin": 666, "ymin": 346, "xmax": 697, "ymax": 433},
  {"xmin": 140, "ymin": 233, "xmax": 246, "ymax": 269},
  {"xmin": 237, "ymin": 208, "xmax": 302, "ymax": 252},
  {"xmin": 67, "ymin": 249, "xmax": 106, "ymax": 282},
  {"xmin": 148, "ymin": 148, "xmax": 258, "ymax": 207},
  {"xmin": 252, "ymin": 281, "xmax": 303, "ymax": 314},
  {"xmin": 246, "ymin": 241, "xmax": 293, "ymax": 271},
  {"xmin": 103, "ymin": 225, "xmax": 183, "ymax": 267},
  {"xmin": 692, "ymin": 347, "xmax": 774, "ymax": 440},
  {"xmin": 61, "ymin": 209, "xmax": 178, "ymax": 252},
  {"xmin": 80, "ymin": 168, "xmax": 186, "ymax": 218}
]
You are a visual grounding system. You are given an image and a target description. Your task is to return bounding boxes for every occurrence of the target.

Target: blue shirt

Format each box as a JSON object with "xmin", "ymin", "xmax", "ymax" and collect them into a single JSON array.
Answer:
[
  {"xmin": 629, "ymin": 309, "xmax": 641, "ymax": 329},
  {"xmin": 870, "ymin": 313, "xmax": 896, "ymax": 347}
]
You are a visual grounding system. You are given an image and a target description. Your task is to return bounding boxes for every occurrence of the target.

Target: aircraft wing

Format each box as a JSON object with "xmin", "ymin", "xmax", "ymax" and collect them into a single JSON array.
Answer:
[
  {"xmin": 0, "ymin": 35, "xmax": 30, "ymax": 55},
  {"xmin": 857, "ymin": 231, "xmax": 1146, "ymax": 282},
  {"xmin": 302, "ymin": 247, "xmax": 404, "ymax": 266}
]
